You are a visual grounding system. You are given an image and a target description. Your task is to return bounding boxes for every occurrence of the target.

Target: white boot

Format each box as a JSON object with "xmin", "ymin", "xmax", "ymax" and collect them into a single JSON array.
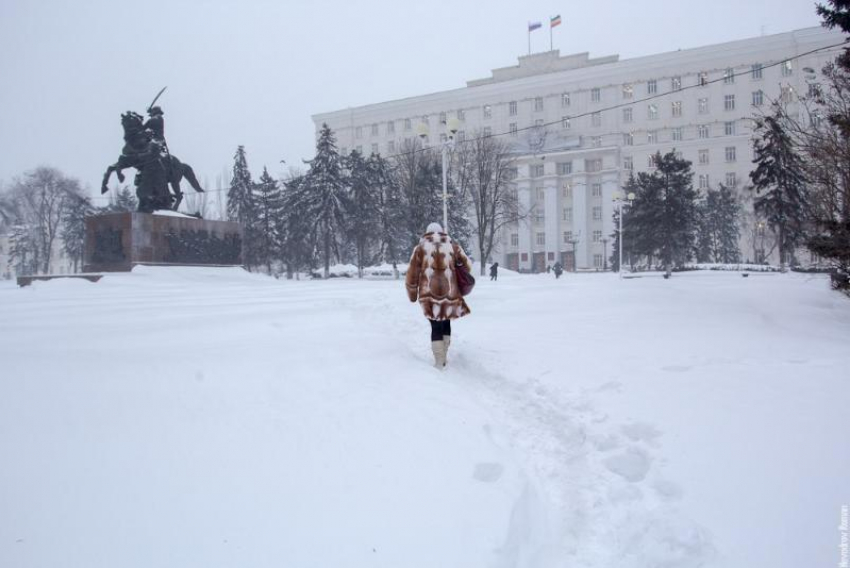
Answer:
[
  {"xmin": 443, "ymin": 336, "xmax": 451, "ymax": 367},
  {"xmin": 431, "ymin": 340, "xmax": 446, "ymax": 369}
]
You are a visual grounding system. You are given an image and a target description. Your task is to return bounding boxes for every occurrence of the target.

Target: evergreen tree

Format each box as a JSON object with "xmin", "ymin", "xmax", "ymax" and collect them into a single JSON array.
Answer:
[
  {"xmin": 302, "ymin": 124, "xmax": 348, "ymax": 278},
  {"xmin": 345, "ymin": 150, "xmax": 380, "ymax": 278},
  {"xmin": 279, "ymin": 174, "xmax": 316, "ymax": 279},
  {"xmin": 105, "ymin": 186, "xmax": 138, "ymax": 212},
  {"xmin": 253, "ymin": 167, "xmax": 283, "ymax": 274},
  {"xmin": 623, "ymin": 170, "xmax": 664, "ymax": 270},
  {"xmin": 60, "ymin": 192, "xmax": 95, "ymax": 273},
  {"xmin": 227, "ymin": 146, "xmax": 257, "ymax": 269},
  {"xmin": 696, "ymin": 184, "xmax": 742, "ymax": 264},
  {"xmin": 750, "ymin": 106, "xmax": 808, "ymax": 269},
  {"xmin": 371, "ymin": 153, "xmax": 405, "ymax": 277}
]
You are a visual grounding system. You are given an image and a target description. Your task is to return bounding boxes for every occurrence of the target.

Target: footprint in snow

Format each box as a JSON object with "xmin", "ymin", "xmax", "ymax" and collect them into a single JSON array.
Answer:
[
  {"xmin": 473, "ymin": 462, "xmax": 504, "ymax": 483},
  {"xmin": 603, "ymin": 447, "xmax": 652, "ymax": 482}
]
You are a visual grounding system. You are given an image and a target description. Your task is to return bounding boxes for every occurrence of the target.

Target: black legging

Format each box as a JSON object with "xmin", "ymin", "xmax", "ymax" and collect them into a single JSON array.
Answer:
[{"xmin": 430, "ymin": 319, "xmax": 451, "ymax": 341}]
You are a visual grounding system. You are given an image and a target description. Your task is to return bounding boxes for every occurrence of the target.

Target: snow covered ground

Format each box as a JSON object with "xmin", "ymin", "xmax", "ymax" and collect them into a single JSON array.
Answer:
[{"xmin": 1, "ymin": 267, "xmax": 848, "ymax": 568}]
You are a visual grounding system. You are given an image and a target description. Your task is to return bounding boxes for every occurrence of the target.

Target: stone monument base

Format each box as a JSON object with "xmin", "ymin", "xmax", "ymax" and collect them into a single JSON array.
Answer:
[{"xmin": 83, "ymin": 211, "xmax": 243, "ymax": 273}]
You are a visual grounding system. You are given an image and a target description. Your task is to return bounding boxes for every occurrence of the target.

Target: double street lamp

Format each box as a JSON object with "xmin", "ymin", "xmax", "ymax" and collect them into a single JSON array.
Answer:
[
  {"xmin": 417, "ymin": 118, "xmax": 461, "ymax": 232},
  {"xmin": 613, "ymin": 191, "xmax": 636, "ymax": 278}
]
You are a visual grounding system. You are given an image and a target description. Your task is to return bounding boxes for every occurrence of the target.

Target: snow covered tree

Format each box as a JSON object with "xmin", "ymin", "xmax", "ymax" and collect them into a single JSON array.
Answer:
[
  {"xmin": 279, "ymin": 173, "xmax": 316, "ymax": 279},
  {"xmin": 454, "ymin": 132, "xmax": 520, "ymax": 275},
  {"xmin": 227, "ymin": 146, "xmax": 257, "ymax": 269},
  {"xmin": 371, "ymin": 153, "xmax": 405, "ymax": 277},
  {"xmin": 104, "ymin": 186, "xmax": 138, "ymax": 212},
  {"xmin": 344, "ymin": 150, "xmax": 380, "ymax": 278},
  {"xmin": 695, "ymin": 184, "xmax": 742, "ymax": 264},
  {"xmin": 750, "ymin": 105, "xmax": 808, "ymax": 269},
  {"xmin": 253, "ymin": 167, "xmax": 283, "ymax": 274},
  {"xmin": 60, "ymin": 192, "xmax": 95, "ymax": 273}
]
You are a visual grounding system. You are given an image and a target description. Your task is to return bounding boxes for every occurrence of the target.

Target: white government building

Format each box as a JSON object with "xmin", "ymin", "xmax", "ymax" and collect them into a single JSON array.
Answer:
[{"xmin": 313, "ymin": 26, "xmax": 844, "ymax": 271}]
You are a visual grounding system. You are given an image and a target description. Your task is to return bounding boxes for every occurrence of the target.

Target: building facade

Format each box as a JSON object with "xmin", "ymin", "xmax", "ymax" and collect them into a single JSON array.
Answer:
[{"xmin": 312, "ymin": 27, "xmax": 844, "ymax": 271}]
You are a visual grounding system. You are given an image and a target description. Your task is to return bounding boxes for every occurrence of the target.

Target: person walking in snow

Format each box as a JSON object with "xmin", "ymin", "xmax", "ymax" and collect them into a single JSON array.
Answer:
[
  {"xmin": 405, "ymin": 222, "xmax": 472, "ymax": 369},
  {"xmin": 489, "ymin": 262, "xmax": 499, "ymax": 281},
  {"xmin": 553, "ymin": 262, "xmax": 564, "ymax": 279}
]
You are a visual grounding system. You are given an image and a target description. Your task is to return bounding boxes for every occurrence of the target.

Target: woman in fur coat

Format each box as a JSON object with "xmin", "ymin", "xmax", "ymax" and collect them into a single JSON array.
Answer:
[{"xmin": 405, "ymin": 222, "xmax": 472, "ymax": 368}]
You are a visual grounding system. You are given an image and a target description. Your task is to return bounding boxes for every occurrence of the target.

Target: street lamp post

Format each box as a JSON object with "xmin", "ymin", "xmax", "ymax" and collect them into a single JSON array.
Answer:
[
  {"xmin": 417, "ymin": 118, "xmax": 460, "ymax": 231},
  {"xmin": 601, "ymin": 237, "xmax": 609, "ymax": 271},
  {"xmin": 613, "ymin": 191, "xmax": 635, "ymax": 278}
]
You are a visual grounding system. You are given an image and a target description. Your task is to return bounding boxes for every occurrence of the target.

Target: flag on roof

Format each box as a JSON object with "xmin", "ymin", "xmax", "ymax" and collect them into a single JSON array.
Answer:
[
  {"xmin": 528, "ymin": 21, "xmax": 542, "ymax": 32},
  {"xmin": 550, "ymin": 15, "xmax": 562, "ymax": 28}
]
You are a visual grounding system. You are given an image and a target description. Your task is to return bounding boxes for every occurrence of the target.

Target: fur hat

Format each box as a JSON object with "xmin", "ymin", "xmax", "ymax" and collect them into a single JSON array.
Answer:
[{"xmin": 426, "ymin": 222, "xmax": 444, "ymax": 234}]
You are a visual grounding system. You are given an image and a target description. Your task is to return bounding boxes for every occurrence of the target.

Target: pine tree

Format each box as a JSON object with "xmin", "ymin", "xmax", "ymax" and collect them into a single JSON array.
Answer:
[
  {"xmin": 60, "ymin": 192, "xmax": 95, "ymax": 272},
  {"xmin": 253, "ymin": 167, "xmax": 284, "ymax": 274},
  {"xmin": 345, "ymin": 150, "xmax": 380, "ymax": 278},
  {"xmin": 279, "ymin": 174, "xmax": 316, "ymax": 279},
  {"xmin": 105, "ymin": 186, "xmax": 138, "ymax": 212},
  {"xmin": 371, "ymin": 153, "xmax": 405, "ymax": 277},
  {"xmin": 303, "ymin": 124, "xmax": 349, "ymax": 278},
  {"xmin": 656, "ymin": 151, "xmax": 699, "ymax": 276},
  {"xmin": 227, "ymin": 146, "xmax": 256, "ymax": 269},
  {"xmin": 750, "ymin": 106, "xmax": 808, "ymax": 269}
]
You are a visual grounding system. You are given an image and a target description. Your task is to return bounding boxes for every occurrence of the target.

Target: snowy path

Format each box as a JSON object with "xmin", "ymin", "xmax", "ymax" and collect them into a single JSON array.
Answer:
[{"xmin": 1, "ymin": 267, "xmax": 848, "ymax": 568}]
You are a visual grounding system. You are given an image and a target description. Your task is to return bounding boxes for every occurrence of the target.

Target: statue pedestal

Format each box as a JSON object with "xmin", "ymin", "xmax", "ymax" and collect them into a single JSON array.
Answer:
[{"xmin": 83, "ymin": 211, "xmax": 243, "ymax": 272}]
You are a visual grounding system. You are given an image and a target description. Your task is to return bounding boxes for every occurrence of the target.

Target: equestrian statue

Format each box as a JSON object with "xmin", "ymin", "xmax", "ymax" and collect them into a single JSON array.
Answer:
[{"xmin": 102, "ymin": 88, "xmax": 204, "ymax": 213}]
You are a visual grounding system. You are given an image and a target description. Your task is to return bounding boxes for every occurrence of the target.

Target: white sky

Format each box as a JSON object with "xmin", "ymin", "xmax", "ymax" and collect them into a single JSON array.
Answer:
[{"xmin": 0, "ymin": 0, "xmax": 823, "ymax": 202}]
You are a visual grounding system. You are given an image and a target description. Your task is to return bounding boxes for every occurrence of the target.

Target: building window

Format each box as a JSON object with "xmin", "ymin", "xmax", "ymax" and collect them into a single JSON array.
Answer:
[
  {"xmin": 591, "ymin": 87, "xmax": 601, "ymax": 102},
  {"xmin": 536, "ymin": 233, "xmax": 546, "ymax": 245},
  {"xmin": 592, "ymin": 230, "xmax": 602, "ymax": 243},
  {"xmin": 592, "ymin": 112, "xmax": 602, "ymax": 127},
  {"xmin": 509, "ymin": 123, "xmax": 518, "ymax": 136},
  {"xmin": 648, "ymin": 155, "xmax": 657, "ymax": 168},
  {"xmin": 648, "ymin": 104, "xmax": 658, "ymax": 120},
  {"xmin": 752, "ymin": 90, "xmax": 764, "ymax": 106},
  {"xmin": 671, "ymin": 76, "xmax": 682, "ymax": 91},
  {"xmin": 699, "ymin": 98, "xmax": 709, "ymax": 114},
  {"xmin": 672, "ymin": 127, "xmax": 683, "ymax": 141},
  {"xmin": 355, "ymin": 126, "xmax": 363, "ymax": 138},
  {"xmin": 534, "ymin": 97, "xmax": 544, "ymax": 111},
  {"xmin": 563, "ymin": 231, "xmax": 573, "ymax": 243},
  {"xmin": 647, "ymin": 79, "xmax": 657, "ymax": 94},
  {"xmin": 483, "ymin": 105, "xmax": 492, "ymax": 119},
  {"xmin": 647, "ymin": 130, "xmax": 658, "ymax": 144},
  {"xmin": 586, "ymin": 158, "xmax": 602, "ymax": 172},
  {"xmin": 530, "ymin": 164, "xmax": 544, "ymax": 177},
  {"xmin": 698, "ymin": 124, "xmax": 709, "ymax": 139},
  {"xmin": 535, "ymin": 187, "xmax": 545, "ymax": 201},
  {"xmin": 563, "ymin": 207, "xmax": 572, "ymax": 221},
  {"xmin": 622, "ymin": 83, "xmax": 633, "ymax": 99},
  {"xmin": 781, "ymin": 60, "xmax": 793, "ymax": 77},
  {"xmin": 511, "ymin": 233, "xmax": 519, "ymax": 246},
  {"xmin": 594, "ymin": 254, "xmax": 604, "ymax": 268},
  {"xmin": 623, "ymin": 132, "xmax": 634, "ymax": 146},
  {"xmin": 534, "ymin": 119, "xmax": 544, "ymax": 127},
  {"xmin": 561, "ymin": 93, "xmax": 571, "ymax": 107},
  {"xmin": 371, "ymin": 143, "xmax": 379, "ymax": 154},
  {"xmin": 591, "ymin": 136, "xmax": 602, "ymax": 148},
  {"xmin": 781, "ymin": 85, "xmax": 795, "ymax": 103},
  {"xmin": 699, "ymin": 149, "xmax": 709, "ymax": 165},
  {"xmin": 457, "ymin": 109, "xmax": 466, "ymax": 121},
  {"xmin": 725, "ymin": 121, "xmax": 736, "ymax": 136},
  {"xmin": 404, "ymin": 118, "xmax": 412, "ymax": 131},
  {"xmin": 672, "ymin": 101, "xmax": 682, "ymax": 117},
  {"xmin": 623, "ymin": 107, "xmax": 633, "ymax": 123},
  {"xmin": 521, "ymin": 253, "xmax": 528, "ymax": 262},
  {"xmin": 593, "ymin": 206, "xmax": 602, "ymax": 220},
  {"xmin": 562, "ymin": 184, "xmax": 572, "ymax": 198},
  {"xmin": 724, "ymin": 67, "xmax": 735, "ymax": 84},
  {"xmin": 482, "ymin": 127, "xmax": 492, "ymax": 137},
  {"xmin": 558, "ymin": 161, "xmax": 573, "ymax": 175},
  {"xmin": 726, "ymin": 172, "xmax": 737, "ymax": 187},
  {"xmin": 808, "ymin": 83, "xmax": 822, "ymax": 98},
  {"xmin": 534, "ymin": 209, "xmax": 545, "ymax": 223},
  {"xmin": 699, "ymin": 174, "xmax": 709, "ymax": 189},
  {"xmin": 562, "ymin": 116, "xmax": 571, "ymax": 129},
  {"xmin": 725, "ymin": 146, "xmax": 737, "ymax": 162},
  {"xmin": 752, "ymin": 63, "xmax": 763, "ymax": 80},
  {"xmin": 387, "ymin": 141, "xmax": 396, "ymax": 153},
  {"xmin": 699, "ymin": 72, "xmax": 709, "ymax": 86},
  {"xmin": 623, "ymin": 156, "xmax": 634, "ymax": 170},
  {"xmin": 592, "ymin": 183, "xmax": 602, "ymax": 197},
  {"xmin": 724, "ymin": 94, "xmax": 736, "ymax": 111},
  {"xmin": 509, "ymin": 101, "xmax": 517, "ymax": 116}
]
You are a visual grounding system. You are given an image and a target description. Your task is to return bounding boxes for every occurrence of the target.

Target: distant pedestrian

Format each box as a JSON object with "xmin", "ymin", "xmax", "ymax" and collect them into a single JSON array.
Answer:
[
  {"xmin": 490, "ymin": 262, "xmax": 499, "ymax": 281},
  {"xmin": 553, "ymin": 262, "xmax": 563, "ymax": 279},
  {"xmin": 547, "ymin": 264, "xmax": 552, "ymax": 273},
  {"xmin": 406, "ymin": 222, "xmax": 472, "ymax": 369}
]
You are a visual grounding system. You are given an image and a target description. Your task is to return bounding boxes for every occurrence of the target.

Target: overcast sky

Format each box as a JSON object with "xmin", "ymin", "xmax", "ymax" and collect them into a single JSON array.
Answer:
[{"xmin": 0, "ymin": 0, "xmax": 824, "ymax": 202}]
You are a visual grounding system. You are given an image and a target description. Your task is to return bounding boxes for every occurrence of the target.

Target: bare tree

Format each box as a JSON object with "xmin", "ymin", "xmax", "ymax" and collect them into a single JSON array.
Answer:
[{"xmin": 453, "ymin": 132, "xmax": 522, "ymax": 275}]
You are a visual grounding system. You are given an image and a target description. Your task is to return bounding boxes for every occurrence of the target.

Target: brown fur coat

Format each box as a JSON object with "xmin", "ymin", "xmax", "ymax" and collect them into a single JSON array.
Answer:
[{"xmin": 406, "ymin": 231, "xmax": 472, "ymax": 320}]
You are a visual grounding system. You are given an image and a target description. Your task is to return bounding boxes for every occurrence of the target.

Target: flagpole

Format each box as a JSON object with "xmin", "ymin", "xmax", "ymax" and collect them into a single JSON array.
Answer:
[
  {"xmin": 550, "ymin": 24, "xmax": 553, "ymax": 51},
  {"xmin": 528, "ymin": 26, "xmax": 531, "ymax": 55}
]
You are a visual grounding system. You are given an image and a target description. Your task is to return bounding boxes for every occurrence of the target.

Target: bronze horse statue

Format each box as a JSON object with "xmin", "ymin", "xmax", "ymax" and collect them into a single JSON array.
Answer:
[{"xmin": 102, "ymin": 111, "xmax": 204, "ymax": 213}]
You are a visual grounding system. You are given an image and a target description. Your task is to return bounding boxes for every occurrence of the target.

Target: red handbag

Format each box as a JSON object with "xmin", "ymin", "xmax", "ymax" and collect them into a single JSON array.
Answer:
[{"xmin": 455, "ymin": 259, "xmax": 475, "ymax": 296}]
